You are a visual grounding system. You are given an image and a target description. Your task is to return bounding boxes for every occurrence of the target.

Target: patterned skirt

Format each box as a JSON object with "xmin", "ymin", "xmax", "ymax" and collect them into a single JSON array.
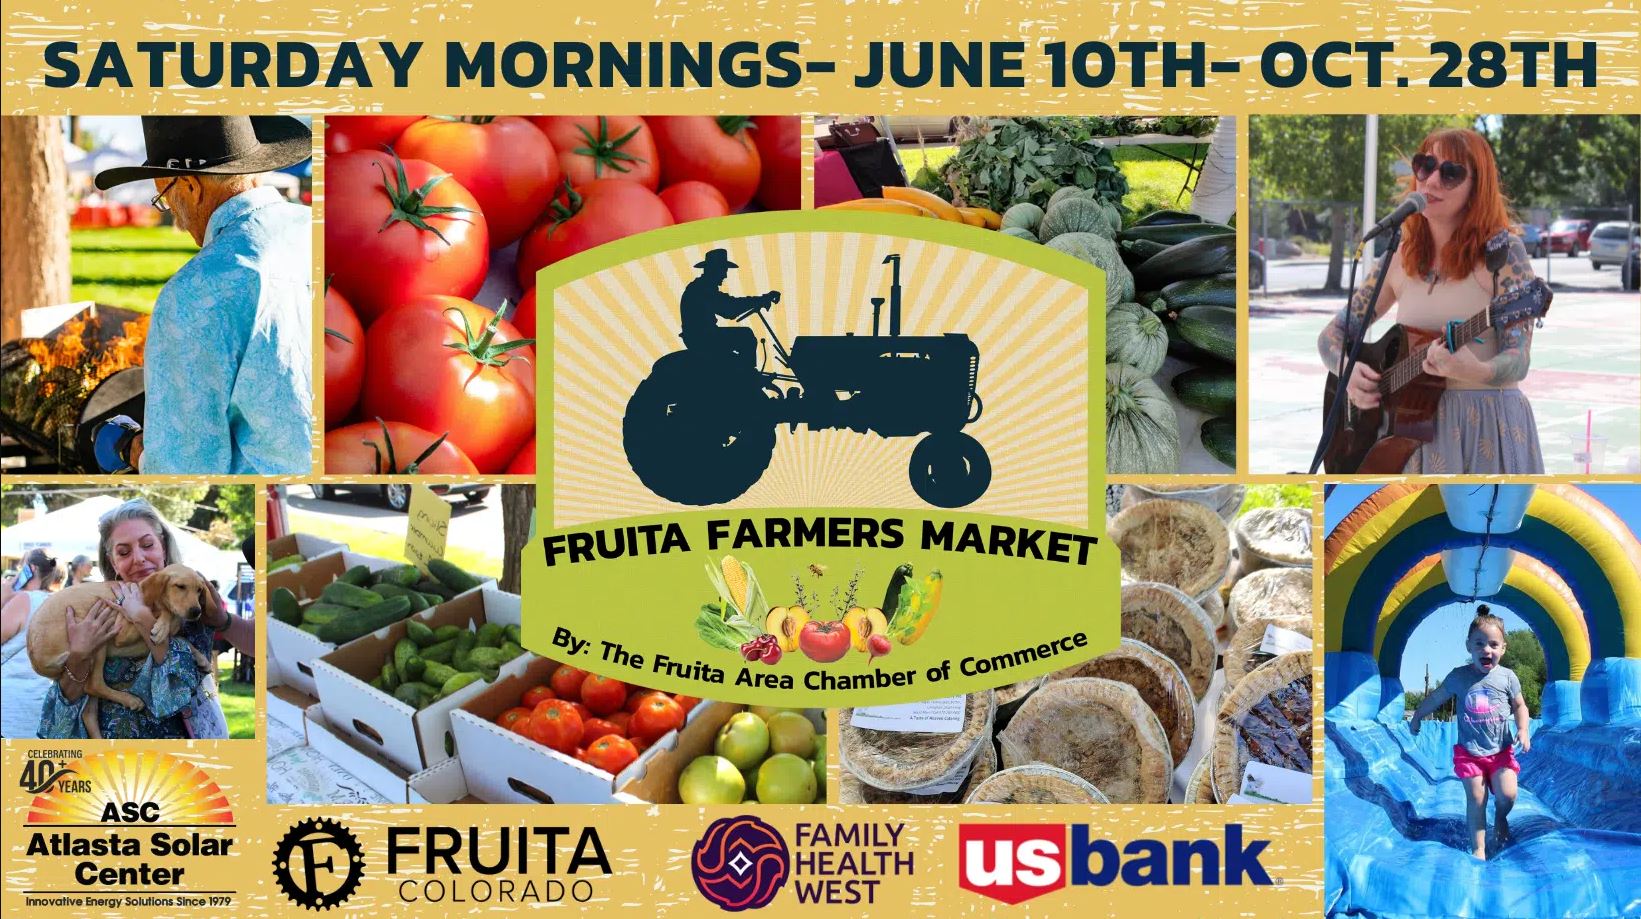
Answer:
[{"xmin": 1403, "ymin": 388, "xmax": 1544, "ymax": 474}]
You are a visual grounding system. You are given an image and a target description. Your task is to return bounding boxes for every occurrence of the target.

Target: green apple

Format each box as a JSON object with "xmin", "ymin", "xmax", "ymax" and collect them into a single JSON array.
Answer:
[
  {"xmin": 812, "ymin": 746, "xmax": 827, "ymax": 800},
  {"xmin": 748, "ymin": 706, "xmax": 802, "ymax": 723},
  {"xmin": 678, "ymin": 755, "xmax": 746, "ymax": 805},
  {"xmin": 715, "ymin": 712, "xmax": 771, "ymax": 771},
  {"xmin": 766, "ymin": 711, "xmax": 817, "ymax": 758},
  {"xmin": 757, "ymin": 753, "xmax": 818, "ymax": 804}
]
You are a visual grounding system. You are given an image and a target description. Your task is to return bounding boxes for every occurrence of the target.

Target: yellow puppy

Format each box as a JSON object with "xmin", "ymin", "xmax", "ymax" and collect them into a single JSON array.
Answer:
[{"xmin": 26, "ymin": 565, "xmax": 218, "ymax": 738}]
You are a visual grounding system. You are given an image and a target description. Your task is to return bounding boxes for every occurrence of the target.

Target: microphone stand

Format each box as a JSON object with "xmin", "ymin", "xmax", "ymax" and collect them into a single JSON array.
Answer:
[{"xmin": 1307, "ymin": 225, "xmax": 1400, "ymax": 475}]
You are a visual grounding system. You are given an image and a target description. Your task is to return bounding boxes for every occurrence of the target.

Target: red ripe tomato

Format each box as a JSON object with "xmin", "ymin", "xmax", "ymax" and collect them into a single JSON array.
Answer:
[
  {"xmin": 629, "ymin": 694, "xmax": 686, "ymax": 743},
  {"xmin": 570, "ymin": 701, "xmax": 593, "ymax": 723},
  {"xmin": 520, "ymin": 685, "xmax": 555, "ymax": 709},
  {"xmin": 325, "ymin": 115, "xmax": 421, "ymax": 156},
  {"xmin": 515, "ymin": 179, "xmax": 673, "ymax": 286},
  {"xmin": 324, "ymin": 420, "xmax": 477, "ymax": 474},
  {"xmin": 752, "ymin": 116, "xmax": 801, "ymax": 211},
  {"xmin": 360, "ymin": 295, "xmax": 535, "ymax": 473},
  {"xmin": 529, "ymin": 116, "xmax": 660, "ymax": 191},
  {"xmin": 631, "ymin": 735, "xmax": 653, "ymax": 753},
  {"xmin": 672, "ymin": 694, "xmax": 702, "ymax": 714},
  {"xmin": 582, "ymin": 735, "xmax": 640, "ymax": 775},
  {"xmin": 510, "ymin": 287, "xmax": 536, "ymax": 340},
  {"xmin": 497, "ymin": 706, "xmax": 533, "ymax": 729},
  {"xmin": 580, "ymin": 717, "xmax": 623, "ymax": 747},
  {"xmin": 660, "ymin": 181, "xmax": 730, "ymax": 223},
  {"xmin": 550, "ymin": 665, "xmax": 590, "ymax": 701},
  {"xmin": 580, "ymin": 675, "xmax": 628, "ymax": 716},
  {"xmin": 506, "ymin": 438, "xmax": 535, "ymax": 475},
  {"xmin": 323, "ymin": 285, "xmax": 365, "ymax": 427},
  {"xmin": 396, "ymin": 116, "xmax": 561, "ymax": 248},
  {"xmin": 648, "ymin": 116, "xmax": 762, "ymax": 211},
  {"xmin": 325, "ymin": 150, "xmax": 489, "ymax": 326},
  {"xmin": 528, "ymin": 700, "xmax": 583, "ymax": 753},
  {"xmin": 509, "ymin": 715, "xmax": 534, "ymax": 737},
  {"xmin": 606, "ymin": 711, "xmax": 632, "ymax": 734}
]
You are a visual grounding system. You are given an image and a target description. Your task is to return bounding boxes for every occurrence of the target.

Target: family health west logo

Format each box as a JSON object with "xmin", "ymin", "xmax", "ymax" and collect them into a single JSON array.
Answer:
[
  {"xmin": 958, "ymin": 823, "xmax": 1274, "ymax": 905},
  {"xmin": 690, "ymin": 815, "xmax": 791, "ymax": 911}
]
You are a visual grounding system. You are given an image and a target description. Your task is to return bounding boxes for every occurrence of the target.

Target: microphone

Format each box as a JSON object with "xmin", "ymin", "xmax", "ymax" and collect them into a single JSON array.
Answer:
[{"xmin": 1362, "ymin": 192, "xmax": 1427, "ymax": 243}]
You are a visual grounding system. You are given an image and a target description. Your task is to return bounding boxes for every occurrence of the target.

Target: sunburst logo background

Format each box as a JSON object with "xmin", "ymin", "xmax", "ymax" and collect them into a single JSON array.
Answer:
[
  {"xmin": 550, "ymin": 231, "xmax": 1091, "ymax": 529},
  {"xmin": 27, "ymin": 750, "xmax": 232, "ymax": 825}
]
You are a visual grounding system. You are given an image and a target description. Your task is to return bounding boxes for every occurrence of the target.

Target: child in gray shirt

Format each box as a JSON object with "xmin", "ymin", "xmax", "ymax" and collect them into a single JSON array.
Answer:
[{"xmin": 1409, "ymin": 607, "xmax": 1531, "ymax": 860}]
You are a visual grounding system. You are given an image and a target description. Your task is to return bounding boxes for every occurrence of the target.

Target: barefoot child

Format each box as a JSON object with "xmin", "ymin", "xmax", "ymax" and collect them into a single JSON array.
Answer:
[{"xmin": 1409, "ymin": 607, "xmax": 1532, "ymax": 859}]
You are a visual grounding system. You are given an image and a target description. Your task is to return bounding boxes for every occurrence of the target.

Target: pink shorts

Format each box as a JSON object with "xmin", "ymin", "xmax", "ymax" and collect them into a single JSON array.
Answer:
[{"xmin": 1453, "ymin": 745, "xmax": 1520, "ymax": 781}]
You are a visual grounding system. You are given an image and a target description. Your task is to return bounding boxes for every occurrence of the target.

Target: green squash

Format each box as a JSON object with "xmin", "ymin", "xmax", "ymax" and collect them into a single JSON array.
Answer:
[
  {"xmin": 1106, "ymin": 304, "xmax": 1168, "ymax": 377},
  {"xmin": 1039, "ymin": 197, "xmax": 1117, "ymax": 241},
  {"xmin": 1106, "ymin": 363, "xmax": 1179, "ymax": 475},
  {"xmin": 1001, "ymin": 203, "xmax": 1045, "ymax": 232},
  {"xmin": 1047, "ymin": 186, "xmax": 1087, "ymax": 209},
  {"xmin": 1045, "ymin": 232, "xmax": 1132, "ymax": 311},
  {"xmin": 1000, "ymin": 226, "xmax": 1039, "ymax": 241}
]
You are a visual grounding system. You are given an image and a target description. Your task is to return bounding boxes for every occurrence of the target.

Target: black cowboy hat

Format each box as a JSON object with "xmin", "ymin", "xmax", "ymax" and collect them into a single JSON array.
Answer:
[
  {"xmin": 694, "ymin": 248, "xmax": 739, "ymax": 270},
  {"xmin": 94, "ymin": 115, "xmax": 311, "ymax": 190}
]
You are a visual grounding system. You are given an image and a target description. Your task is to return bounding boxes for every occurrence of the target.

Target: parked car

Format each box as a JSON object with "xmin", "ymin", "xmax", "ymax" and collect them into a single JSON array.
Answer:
[
  {"xmin": 1516, "ymin": 224, "xmax": 1548, "ymax": 258},
  {"xmin": 1545, "ymin": 218, "xmax": 1594, "ymax": 257},
  {"xmin": 1588, "ymin": 221, "xmax": 1638, "ymax": 271},
  {"xmin": 309, "ymin": 482, "xmax": 491, "ymax": 512}
]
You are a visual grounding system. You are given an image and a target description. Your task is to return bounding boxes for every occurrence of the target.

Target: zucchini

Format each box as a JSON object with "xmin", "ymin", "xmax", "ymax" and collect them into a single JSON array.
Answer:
[
  {"xmin": 1171, "ymin": 366, "xmax": 1236, "ymax": 417},
  {"xmin": 428, "ymin": 558, "xmax": 482, "ymax": 593},
  {"xmin": 414, "ymin": 579, "xmax": 456, "ymax": 601},
  {"xmin": 317, "ymin": 596, "xmax": 413, "ymax": 644},
  {"xmin": 881, "ymin": 564, "xmax": 913, "ymax": 618},
  {"xmin": 1201, "ymin": 416, "xmax": 1236, "ymax": 468},
  {"xmin": 1133, "ymin": 233, "xmax": 1237, "ymax": 288},
  {"xmin": 270, "ymin": 588, "xmax": 302, "ymax": 626},
  {"xmin": 1155, "ymin": 275, "xmax": 1235, "ymax": 310},
  {"xmin": 1116, "ymin": 221, "xmax": 1233, "ymax": 246},
  {"xmin": 320, "ymin": 580, "xmax": 384, "ymax": 609},
  {"xmin": 1175, "ymin": 306, "xmax": 1236, "ymax": 364},
  {"xmin": 339, "ymin": 564, "xmax": 374, "ymax": 586},
  {"xmin": 1131, "ymin": 209, "xmax": 1203, "ymax": 228},
  {"xmin": 1120, "ymin": 238, "xmax": 1170, "ymax": 267}
]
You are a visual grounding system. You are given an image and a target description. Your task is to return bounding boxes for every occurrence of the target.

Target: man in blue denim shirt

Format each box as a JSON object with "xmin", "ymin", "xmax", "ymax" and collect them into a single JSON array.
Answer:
[{"xmin": 93, "ymin": 116, "xmax": 313, "ymax": 474}]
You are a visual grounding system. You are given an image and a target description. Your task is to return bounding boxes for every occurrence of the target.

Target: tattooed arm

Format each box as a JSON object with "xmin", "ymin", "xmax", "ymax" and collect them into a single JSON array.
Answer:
[
  {"xmin": 1320, "ymin": 250, "xmax": 1399, "ymax": 408},
  {"xmin": 1421, "ymin": 233, "xmax": 1536, "ymax": 385}
]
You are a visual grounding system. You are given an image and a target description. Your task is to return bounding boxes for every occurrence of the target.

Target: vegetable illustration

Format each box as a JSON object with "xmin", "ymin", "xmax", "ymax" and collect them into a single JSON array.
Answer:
[{"xmin": 887, "ymin": 570, "xmax": 944, "ymax": 646}]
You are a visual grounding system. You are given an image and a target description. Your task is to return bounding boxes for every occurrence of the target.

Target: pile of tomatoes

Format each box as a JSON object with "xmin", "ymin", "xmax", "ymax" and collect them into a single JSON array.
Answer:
[
  {"xmin": 493, "ymin": 662, "xmax": 702, "ymax": 776},
  {"xmin": 323, "ymin": 115, "xmax": 802, "ymax": 475}
]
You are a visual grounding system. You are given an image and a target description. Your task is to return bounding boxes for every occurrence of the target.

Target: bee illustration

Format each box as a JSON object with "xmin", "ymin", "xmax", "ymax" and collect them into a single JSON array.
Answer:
[{"xmin": 807, "ymin": 563, "xmax": 828, "ymax": 578}]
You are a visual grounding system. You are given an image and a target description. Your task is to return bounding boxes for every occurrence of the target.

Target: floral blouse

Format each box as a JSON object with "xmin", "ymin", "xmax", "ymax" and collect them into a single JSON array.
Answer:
[{"xmin": 38, "ymin": 621, "xmax": 212, "ymax": 739}]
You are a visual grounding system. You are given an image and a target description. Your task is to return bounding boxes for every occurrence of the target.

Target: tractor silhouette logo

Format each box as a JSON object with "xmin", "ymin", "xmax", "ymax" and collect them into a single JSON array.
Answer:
[{"xmin": 623, "ymin": 248, "xmax": 991, "ymax": 508}]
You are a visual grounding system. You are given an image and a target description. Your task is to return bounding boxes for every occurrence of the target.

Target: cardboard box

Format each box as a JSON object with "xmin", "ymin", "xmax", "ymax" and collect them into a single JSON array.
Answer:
[
  {"xmin": 265, "ymin": 551, "xmax": 400, "ymax": 696},
  {"xmin": 302, "ymin": 704, "xmax": 471, "ymax": 804},
  {"xmin": 449, "ymin": 656, "xmax": 680, "ymax": 804},
  {"xmin": 267, "ymin": 684, "xmax": 317, "ymax": 730},
  {"xmin": 265, "ymin": 533, "xmax": 346, "ymax": 575},
  {"xmin": 312, "ymin": 587, "xmax": 525, "ymax": 774}
]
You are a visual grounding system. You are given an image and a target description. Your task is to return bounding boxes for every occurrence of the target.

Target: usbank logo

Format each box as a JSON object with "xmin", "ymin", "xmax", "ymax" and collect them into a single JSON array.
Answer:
[
  {"xmin": 690, "ymin": 815, "xmax": 791, "ymax": 911},
  {"xmin": 958, "ymin": 823, "xmax": 1274, "ymax": 904}
]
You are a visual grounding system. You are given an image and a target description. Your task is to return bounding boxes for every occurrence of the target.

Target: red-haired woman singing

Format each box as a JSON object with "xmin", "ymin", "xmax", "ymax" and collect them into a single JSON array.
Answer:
[{"xmin": 1318, "ymin": 127, "xmax": 1543, "ymax": 473}]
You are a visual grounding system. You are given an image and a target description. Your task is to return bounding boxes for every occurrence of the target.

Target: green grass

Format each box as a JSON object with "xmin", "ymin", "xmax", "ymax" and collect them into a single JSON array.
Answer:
[
  {"xmin": 70, "ymin": 226, "xmax": 195, "ymax": 313},
  {"xmin": 1114, "ymin": 144, "xmax": 1202, "ymax": 218},
  {"xmin": 286, "ymin": 508, "xmax": 504, "ymax": 580},
  {"xmin": 219, "ymin": 677, "xmax": 255, "ymax": 739},
  {"xmin": 1239, "ymin": 485, "xmax": 1316, "ymax": 514}
]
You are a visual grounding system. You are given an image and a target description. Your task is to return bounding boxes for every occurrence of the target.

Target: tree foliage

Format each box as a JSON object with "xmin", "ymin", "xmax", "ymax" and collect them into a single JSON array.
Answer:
[
  {"xmin": 1493, "ymin": 115, "xmax": 1639, "ymax": 210},
  {"xmin": 1500, "ymin": 628, "xmax": 1546, "ymax": 718}
]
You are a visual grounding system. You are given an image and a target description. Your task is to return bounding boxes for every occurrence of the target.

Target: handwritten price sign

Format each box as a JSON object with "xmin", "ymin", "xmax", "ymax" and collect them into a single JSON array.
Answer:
[{"xmin": 404, "ymin": 485, "xmax": 452, "ymax": 573}]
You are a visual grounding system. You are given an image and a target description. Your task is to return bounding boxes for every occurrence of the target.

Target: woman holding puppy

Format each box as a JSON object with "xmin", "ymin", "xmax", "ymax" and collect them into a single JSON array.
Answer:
[{"xmin": 37, "ymin": 501, "xmax": 230, "ymax": 739}]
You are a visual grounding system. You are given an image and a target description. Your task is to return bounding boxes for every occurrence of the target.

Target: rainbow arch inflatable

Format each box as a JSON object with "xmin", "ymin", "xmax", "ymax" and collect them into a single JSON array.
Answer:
[{"xmin": 1324, "ymin": 484, "xmax": 1641, "ymax": 919}]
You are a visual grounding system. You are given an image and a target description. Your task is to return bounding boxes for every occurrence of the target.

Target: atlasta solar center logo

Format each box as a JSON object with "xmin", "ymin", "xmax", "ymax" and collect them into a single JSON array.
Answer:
[{"xmin": 690, "ymin": 815, "xmax": 791, "ymax": 911}]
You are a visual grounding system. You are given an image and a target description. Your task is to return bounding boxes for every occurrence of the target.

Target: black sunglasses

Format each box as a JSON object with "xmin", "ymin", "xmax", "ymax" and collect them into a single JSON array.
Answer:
[{"xmin": 1411, "ymin": 153, "xmax": 1468, "ymax": 190}]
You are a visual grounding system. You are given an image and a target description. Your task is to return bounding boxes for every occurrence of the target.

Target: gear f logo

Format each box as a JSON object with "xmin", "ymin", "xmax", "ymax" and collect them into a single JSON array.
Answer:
[{"xmin": 272, "ymin": 817, "xmax": 365, "ymax": 910}]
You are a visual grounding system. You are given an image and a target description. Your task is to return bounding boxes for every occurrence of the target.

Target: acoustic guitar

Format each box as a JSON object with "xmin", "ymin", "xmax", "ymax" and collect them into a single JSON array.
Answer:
[{"xmin": 1321, "ymin": 277, "xmax": 1553, "ymax": 474}]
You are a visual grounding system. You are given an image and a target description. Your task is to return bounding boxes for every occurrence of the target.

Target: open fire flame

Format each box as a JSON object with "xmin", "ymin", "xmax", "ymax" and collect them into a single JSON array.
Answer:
[{"xmin": 25, "ymin": 314, "xmax": 149, "ymax": 394}]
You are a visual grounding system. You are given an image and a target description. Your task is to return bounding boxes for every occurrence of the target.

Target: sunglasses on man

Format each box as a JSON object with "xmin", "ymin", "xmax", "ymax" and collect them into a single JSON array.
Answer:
[{"xmin": 1411, "ymin": 153, "xmax": 1468, "ymax": 190}]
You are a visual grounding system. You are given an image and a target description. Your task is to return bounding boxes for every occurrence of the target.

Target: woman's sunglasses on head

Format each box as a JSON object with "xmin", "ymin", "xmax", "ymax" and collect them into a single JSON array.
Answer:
[{"xmin": 1411, "ymin": 153, "xmax": 1468, "ymax": 189}]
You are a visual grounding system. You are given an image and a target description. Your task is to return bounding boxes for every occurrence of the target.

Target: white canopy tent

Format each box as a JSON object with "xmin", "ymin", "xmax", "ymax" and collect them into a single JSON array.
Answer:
[{"xmin": 2, "ymin": 495, "xmax": 244, "ymax": 589}]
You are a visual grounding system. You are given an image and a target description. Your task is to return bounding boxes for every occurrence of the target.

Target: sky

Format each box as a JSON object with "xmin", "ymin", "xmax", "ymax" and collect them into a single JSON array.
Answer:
[{"xmin": 1323, "ymin": 484, "xmax": 1641, "ymax": 688}]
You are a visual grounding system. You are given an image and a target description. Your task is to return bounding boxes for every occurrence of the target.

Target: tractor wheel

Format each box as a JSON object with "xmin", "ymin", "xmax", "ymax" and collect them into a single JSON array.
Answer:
[
  {"xmin": 623, "ymin": 367, "xmax": 776, "ymax": 505},
  {"xmin": 908, "ymin": 432, "xmax": 992, "ymax": 508}
]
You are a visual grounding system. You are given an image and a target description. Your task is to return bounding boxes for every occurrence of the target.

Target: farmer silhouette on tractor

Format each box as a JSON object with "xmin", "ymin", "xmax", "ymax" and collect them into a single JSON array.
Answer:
[
  {"xmin": 626, "ymin": 248, "xmax": 991, "ymax": 509},
  {"xmin": 680, "ymin": 248, "xmax": 780, "ymax": 363}
]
